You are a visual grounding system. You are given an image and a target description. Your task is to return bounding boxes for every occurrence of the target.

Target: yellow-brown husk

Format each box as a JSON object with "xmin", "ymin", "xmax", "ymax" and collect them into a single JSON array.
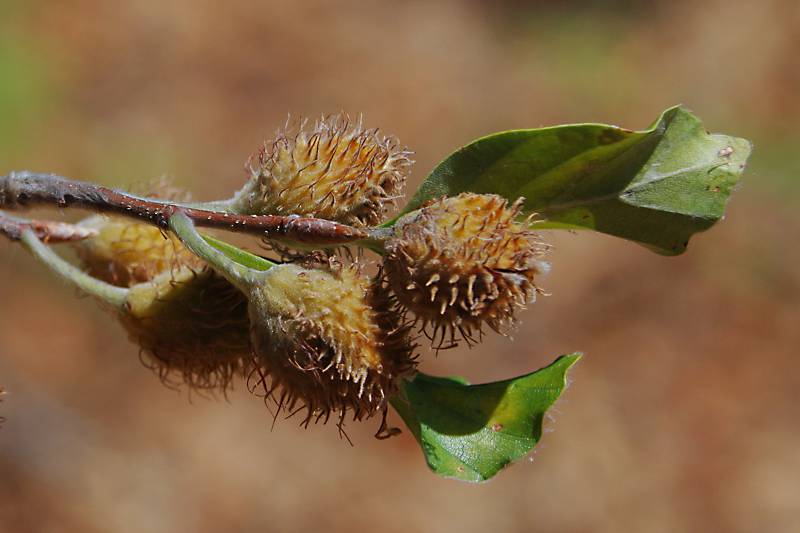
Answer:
[
  {"xmin": 76, "ymin": 215, "xmax": 203, "ymax": 287},
  {"xmin": 247, "ymin": 263, "xmax": 416, "ymax": 426},
  {"xmin": 75, "ymin": 203, "xmax": 252, "ymax": 391},
  {"xmin": 236, "ymin": 114, "xmax": 412, "ymax": 226},
  {"xmin": 383, "ymin": 193, "xmax": 548, "ymax": 348},
  {"xmin": 122, "ymin": 266, "xmax": 251, "ymax": 391}
]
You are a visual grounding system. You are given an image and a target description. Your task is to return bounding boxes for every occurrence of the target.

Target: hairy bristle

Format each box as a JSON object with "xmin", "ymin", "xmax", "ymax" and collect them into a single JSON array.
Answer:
[
  {"xmin": 246, "ymin": 263, "xmax": 416, "ymax": 429},
  {"xmin": 236, "ymin": 113, "xmax": 413, "ymax": 227},
  {"xmin": 122, "ymin": 266, "xmax": 252, "ymax": 392},
  {"xmin": 383, "ymin": 193, "xmax": 549, "ymax": 349}
]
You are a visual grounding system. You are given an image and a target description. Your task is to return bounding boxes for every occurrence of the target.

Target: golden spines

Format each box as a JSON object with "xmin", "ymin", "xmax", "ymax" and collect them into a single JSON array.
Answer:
[
  {"xmin": 247, "ymin": 262, "xmax": 415, "ymax": 425},
  {"xmin": 236, "ymin": 114, "xmax": 412, "ymax": 227},
  {"xmin": 382, "ymin": 193, "xmax": 548, "ymax": 348}
]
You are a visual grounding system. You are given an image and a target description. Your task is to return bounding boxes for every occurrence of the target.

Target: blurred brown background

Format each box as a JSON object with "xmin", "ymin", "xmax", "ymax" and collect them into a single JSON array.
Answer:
[{"xmin": 1, "ymin": 1, "xmax": 798, "ymax": 531}]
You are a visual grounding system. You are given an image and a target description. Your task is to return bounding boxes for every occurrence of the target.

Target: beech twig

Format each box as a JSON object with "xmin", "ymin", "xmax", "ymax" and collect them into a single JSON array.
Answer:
[
  {"xmin": 0, "ymin": 171, "xmax": 369, "ymax": 246},
  {"xmin": 0, "ymin": 210, "xmax": 98, "ymax": 243}
]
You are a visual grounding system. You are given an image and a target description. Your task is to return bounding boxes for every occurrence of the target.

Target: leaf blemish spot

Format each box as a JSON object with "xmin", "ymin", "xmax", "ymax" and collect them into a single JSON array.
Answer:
[
  {"xmin": 491, "ymin": 422, "xmax": 503, "ymax": 432},
  {"xmin": 718, "ymin": 146, "xmax": 734, "ymax": 158}
]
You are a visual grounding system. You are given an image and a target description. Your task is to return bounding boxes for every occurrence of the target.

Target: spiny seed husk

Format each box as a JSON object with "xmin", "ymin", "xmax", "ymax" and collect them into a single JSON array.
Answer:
[
  {"xmin": 247, "ymin": 263, "xmax": 416, "ymax": 427},
  {"xmin": 122, "ymin": 266, "xmax": 252, "ymax": 391},
  {"xmin": 76, "ymin": 189, "xmax": 252, "ymax": 391},
  {"xmin": 236, "ymin": 114, "xmax": 412, "ymax": 226},
  {"xmin": 383, "ymin": 193, "xmax": 548, "ymax": 348},
  {"xmin": 76, "ymin": 215, "xmax": 203, "ymax": 287}
]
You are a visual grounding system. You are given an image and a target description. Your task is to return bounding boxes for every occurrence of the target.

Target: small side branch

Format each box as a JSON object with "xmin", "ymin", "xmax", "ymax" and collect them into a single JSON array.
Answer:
[
  {"xmin": 19, "ymin": 229, "xmax": 129, "ymax": 308},
  {"xmin": 1, "ymin": 171, "xmax": 369, "ymax": 246},
  {"xmin": 0, "ymin": 211, "xmax": 98, "ymax": 243},
  {"xmin": 169, "ymin": 212, "xmax": 268, "ymax": 292}
]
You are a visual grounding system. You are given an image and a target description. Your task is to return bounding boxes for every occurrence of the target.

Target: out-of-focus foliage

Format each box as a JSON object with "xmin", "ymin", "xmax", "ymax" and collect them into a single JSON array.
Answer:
[{"xmin": 0, "ymin": 11, "xmax": 52, "ymax": 164}]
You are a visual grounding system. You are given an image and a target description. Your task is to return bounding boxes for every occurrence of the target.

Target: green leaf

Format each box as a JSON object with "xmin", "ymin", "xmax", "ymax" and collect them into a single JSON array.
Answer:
[
  {"xmin": 390, "ymin": 353, "xmax": 581, "ymax": 482},
  {"xmin": 201, "ymin": 234, "xmax": 274, "ymax": 271},
  {"xmin": 398, "ymin": 106, "xmax": 751, "ymax": 255}
]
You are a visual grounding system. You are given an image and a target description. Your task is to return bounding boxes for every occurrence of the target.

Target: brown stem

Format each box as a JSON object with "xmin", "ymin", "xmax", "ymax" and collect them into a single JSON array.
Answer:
[
  {"xmin": 0, "ymin": 211, "xmax": 98, "ymax": 243},
  {"xmin": 0, "ymin": 171, "xmax": 369, "ymax": 245}
]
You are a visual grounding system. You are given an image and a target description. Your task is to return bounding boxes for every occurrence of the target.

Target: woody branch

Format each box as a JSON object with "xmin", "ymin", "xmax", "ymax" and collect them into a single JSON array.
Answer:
[
  {"xmin": 0, "ymin": 171, "xmax": 370, "ymax": 246},
  {"xmin": 0, "ymin": 210, "xmax": 98, "ymax": 243}
]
